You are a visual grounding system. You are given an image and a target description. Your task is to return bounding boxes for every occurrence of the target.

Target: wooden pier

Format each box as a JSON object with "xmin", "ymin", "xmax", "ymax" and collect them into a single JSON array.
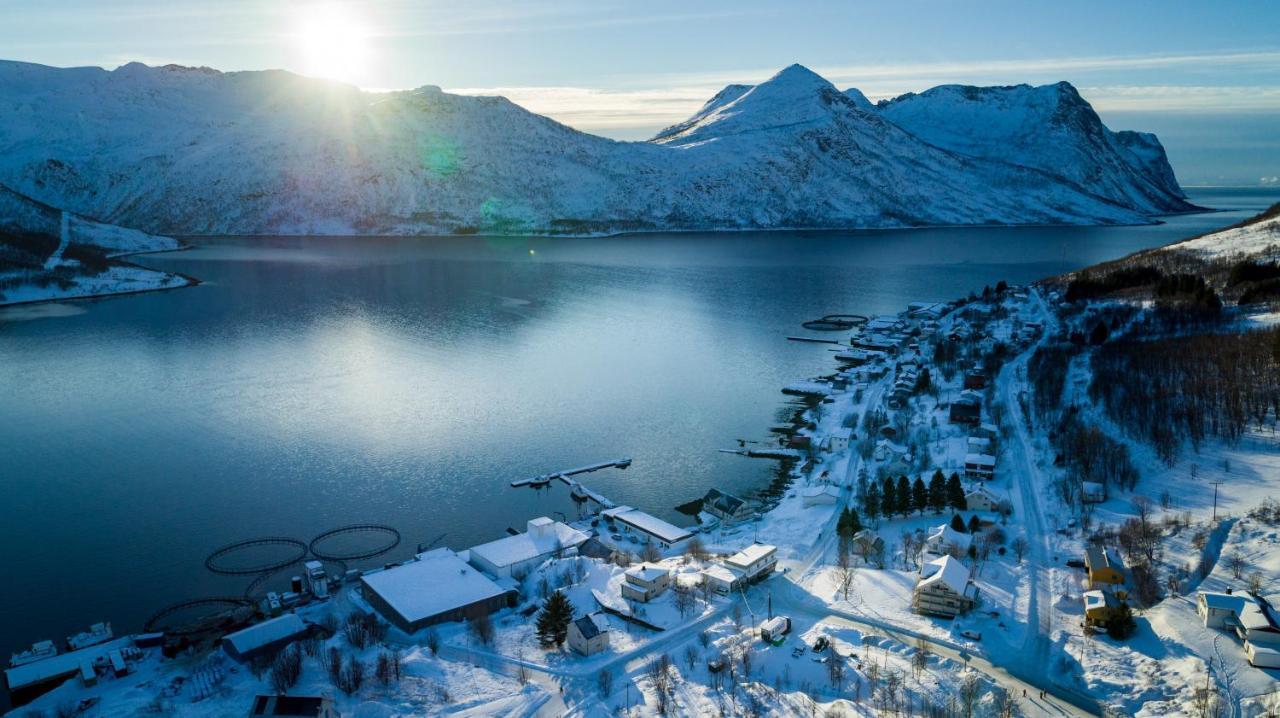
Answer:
[{"xmin": 509, "ymin": 458, "xmax": 632, "ymax": 508}]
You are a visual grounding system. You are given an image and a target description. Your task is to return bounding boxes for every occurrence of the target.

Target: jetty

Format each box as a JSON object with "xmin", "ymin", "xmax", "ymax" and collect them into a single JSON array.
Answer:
[{"xmin": 509, "ymin": 458, "xmax": 632, "ymax": 508}]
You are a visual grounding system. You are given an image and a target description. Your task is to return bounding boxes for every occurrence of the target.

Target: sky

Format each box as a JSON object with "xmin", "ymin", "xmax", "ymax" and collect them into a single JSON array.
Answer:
[{"xmin": 2, "ymin": 0, "xmax": 1278, "ymax": 185}]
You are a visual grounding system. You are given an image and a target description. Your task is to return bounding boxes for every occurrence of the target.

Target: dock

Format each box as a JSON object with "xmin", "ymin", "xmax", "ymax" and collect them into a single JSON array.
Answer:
[{"xmin": 509, "ymin": 458, "xmax": 632, "ymax": 509}]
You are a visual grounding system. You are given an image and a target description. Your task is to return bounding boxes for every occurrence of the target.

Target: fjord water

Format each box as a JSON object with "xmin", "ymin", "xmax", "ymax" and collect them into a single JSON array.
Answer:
[{"xmin": 0, "ymin": 187, "xmax": 1275, "ymax": 659}]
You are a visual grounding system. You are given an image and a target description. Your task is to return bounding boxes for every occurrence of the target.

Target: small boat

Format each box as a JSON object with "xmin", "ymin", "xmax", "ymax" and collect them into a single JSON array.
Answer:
[
  {"xmin": 528, "ymin": 474, "xmax": 552, "ymax": 488},
  {"xmin": 67, "ymin": 622, "xmax": 113, "ymax": 652},
  {"xmin": 10, "ymin": 640, "xmax": 58, "ymax": 668},
  {"xmin": 570, "ymin": 484, "xmax": 589, "ymax": 500}
]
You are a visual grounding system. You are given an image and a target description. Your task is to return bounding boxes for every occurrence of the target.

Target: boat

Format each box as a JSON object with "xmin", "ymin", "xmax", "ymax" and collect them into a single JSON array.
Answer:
[
  {"xmin": 9, "ymin": 639, "xmax": 58, "ymax": 668},
  {"xmin": 67, "ymin": 622, "xmax": 114, "ymax": 652},
  {"xmin": 528, "ymin": 474, "xmax": 552, "ymax": 488}
]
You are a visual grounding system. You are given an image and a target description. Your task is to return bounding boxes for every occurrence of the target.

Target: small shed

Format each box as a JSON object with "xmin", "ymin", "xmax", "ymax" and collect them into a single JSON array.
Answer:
[
  {"xmin": 760, "ymin": 615, "xmax": 791, "ymax": 643},
  {"xmin": 567, "ymin": 613, "xmax": 610, "ymax": 656},
  {"xmin": 222, "ymin": 614, "xmax": 308, "ymax": 663}
]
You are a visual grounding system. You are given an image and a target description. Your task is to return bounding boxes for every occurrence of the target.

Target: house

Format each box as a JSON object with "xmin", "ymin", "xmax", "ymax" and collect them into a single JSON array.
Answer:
[
  {"xmin": 852, "ymin": 529, "xmax": 885, "ymax": 556},
  {"xmin": 801, "ymin": 484, "xmax": 841, "ymax": 507},
  {"xmin": 724, "ymin": 544, "xmax": 778, "ymax": 582},
  {"xmin": 601, "ymin": 506, "xmax": 693, "ymax": 550},
  {"xmin": 702, "ymin": 489, "xmax": 754, "ymax": 524},
  {"xmin": 924, "ymin": 524, "xmax": 972, "ymax": 557},
  {"xmin": 1197, "ymin": 591, "xmax": 1280, "ymax": 647},
  {"xmin": 700, "ymin": 564, "xmax": 739, "ymax": 595},
  {"xmin": 964, "ymin": 487, "xmax": 1002, "ymax": 513},
  {"xmin": 949, "ymin": 394, "xmax": 982, "ymax": 425},
  {"xmin": 621, "ymin": 564, "xmax": 672, "ymax": 602},
  {"xmin": 249, "ymin": 695, "xmax": 340, "ymax": 718},
  {"xmin": 361, "ymin": 548, "xmax": 516, "ymax": 633},
  {"xmin": 972, "ymin": 423, "xmax": 999, "ymax": 440},
  {"xmin": 1246, "ymin": 643, "xmax": 1280, "ymax": 669},
  {"xmin": 1084, "ymin": 546, "xmax": 1125, "ymax": 588},
  {"xmin": 964, "ymin": 453, "xmax": 996, "ymax": 480},
  {"xmin": 1083, "ymin": 590, "xmax": 1122, "ymax": 627},
  {"xmin": 469, "ymin": 517, "xmax": 589, "ymax": 579},
  {"xmin": 963, "ymin": 373, "xmax": 988, "ymax": 390},
  {"xmin": 874, "ymin": 438, "xmax": 907, "ymax": 463},
  {"xmin": 222, "ymin": 614, "xmax": 308, "ymax": 663},
  {"xmin": 913, "ymin": 555, "xmax": 978, "ymax": 618},
  {"xmin": 1081, "ymin": 481, "xmax": 1107, "ymax": 504},
  {"xmin": 828, "ymin": 427, "xmax": 853, "ymax": 453},
  {"xmin": 966, "ymin": 436, "xmax": 992, "ymax": 454},
  {"xmin": 566, "ymin": 614, "xmax": 610, "ymax": 656}
]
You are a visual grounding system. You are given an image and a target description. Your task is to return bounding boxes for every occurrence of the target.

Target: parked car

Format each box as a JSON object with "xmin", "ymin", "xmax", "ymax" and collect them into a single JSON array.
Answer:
[
  {"xmin": 961, "ymin": 630, "xmax": 982, "ymax": 641},
  {"xmin": 1065, "ymin": 559, "xmax": 1086, "ymax": 569}
]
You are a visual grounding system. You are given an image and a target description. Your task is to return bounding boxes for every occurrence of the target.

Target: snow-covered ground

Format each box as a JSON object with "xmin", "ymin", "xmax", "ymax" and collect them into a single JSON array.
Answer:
[{"xmin": 0, "ymin": 262, "xmax": 191, "ymax": 306}]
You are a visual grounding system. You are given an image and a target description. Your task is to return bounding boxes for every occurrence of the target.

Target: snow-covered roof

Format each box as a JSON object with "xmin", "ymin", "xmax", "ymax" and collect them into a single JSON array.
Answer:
[
  {"xmin": 468, "ymin": 519, "xmax": 588, "ymax": 569},
  {"xmin": 965, "ymin": 487, "xmax": 1000, "ymax": 501},
  {"xmin": 1084, "ymin": 590, "xmax": 1119, "ymax": 611},
  {"xmin": 361, "ymin": 548, "xmax": 510, "ymax": 625},
  {"xmin": 964, "ymin": 453, "xmax": 996, "ymax": 467},
  {"xmin": 4, "ymin": 637, "xmax": 134, "ymax": 691},
  {"xmin": 701, "ymin": 565, "xmax": 739, "ymax": 583},
  {"xmin": 831, "ymin": 427, "xmax": 853, "ymax": 440},
  {"xmin": 926, "ymin": 524, "xmax": 971, "ymax": 551},
  {"xmin": 1199, "ymin": 592, "xmax": 1275, "ymax": 631},
  {"xmin": 726, "ymin": 543, "xmax": 777, "ymax": 569},
  {"xmin": 603, "ymin": 507, "xmax": 693, "ymax": 544},
  {"xmin": 917, "ymin": 555, "xmax": 974, "ymax": 597},
  {"xmin": 625, "ymin": 564, "xmax": 671, "ymax": 584},
  {"xmin": 224, "ymin": 614, "xmax": 306, "ymax": 655},
  {"xmin": 572, "ymin": 613, "xmax": 608, "ymax": 640}
]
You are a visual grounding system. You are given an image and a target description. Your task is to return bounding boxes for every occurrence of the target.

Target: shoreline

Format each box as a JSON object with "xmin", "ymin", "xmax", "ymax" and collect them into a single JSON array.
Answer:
[{"xmin": 0, "ymin": 249, "xmax": 200, "ymax": 310}]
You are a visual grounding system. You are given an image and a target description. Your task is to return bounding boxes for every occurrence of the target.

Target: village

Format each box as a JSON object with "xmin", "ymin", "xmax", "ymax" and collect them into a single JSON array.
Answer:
[{"xmin": 6, "ymin": 283, "xmax": 1279, "ymax": 718}]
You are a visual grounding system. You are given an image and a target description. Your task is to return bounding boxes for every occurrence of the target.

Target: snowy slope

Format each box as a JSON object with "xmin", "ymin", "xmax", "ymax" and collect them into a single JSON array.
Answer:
[
  {"xmin": 1164, "ymin": 203, "xmax": 1280, "ymax": 259},
  {"xmin": 0, "ymin": 60, "xmax": 1184, "ymax": 236},
  {"xmin": 880, "ymin": 82, "xmax": 1195, "ymax": 215},
  {"xmin": 0, "ymin": 182, "xmax": 178, "ymax": 254}
]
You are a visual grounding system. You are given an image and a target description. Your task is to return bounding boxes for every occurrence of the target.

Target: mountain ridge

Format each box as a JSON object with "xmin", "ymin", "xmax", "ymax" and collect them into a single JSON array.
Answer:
[{"xmin": 0, "ymin": 60, "xmax": 1193, "ymax": 237}]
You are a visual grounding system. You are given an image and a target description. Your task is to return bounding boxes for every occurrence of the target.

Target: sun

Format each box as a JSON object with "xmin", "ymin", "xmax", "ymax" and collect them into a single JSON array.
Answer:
[{"xmin": 291, "ymin": 4, "xmax": 370, "ymax": 84}]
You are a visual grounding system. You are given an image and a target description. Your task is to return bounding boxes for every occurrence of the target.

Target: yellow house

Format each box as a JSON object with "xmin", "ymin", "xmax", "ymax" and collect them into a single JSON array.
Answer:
[
  {"xmin": 1083, "ymin": 590, "xmax": 1122, "ymax": 626},
  {"xmin": 1084, "ymin": 546, "xmax": 1124, "ymax": 588}
]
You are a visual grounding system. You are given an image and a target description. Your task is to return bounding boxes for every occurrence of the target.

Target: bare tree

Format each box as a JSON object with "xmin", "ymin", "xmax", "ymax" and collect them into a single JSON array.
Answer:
[
  {"xmin": 597, "ymin": 667, "xmax": 614, "ymax": 697},
  {"xmin": 641, "ymin": 542, "xmax": 663, "ymax": 563},
  {"xmin": 1011, "ymin": 536, "xmax": 1029, "ymax": 563},
  {"xmin": 834, "ymin": 537, "xmax": 856, "ymax": 601},
  {"xmin": 1226, "ymin": 551, "xmax": 1247, "ymax": 580},
  {"xmin": 826, "ymin": 655, "xmax": 845, "ymax": 695},
  {"xmin": 673, "ymin": 584, "xmax": 696, "ymax": 619}
]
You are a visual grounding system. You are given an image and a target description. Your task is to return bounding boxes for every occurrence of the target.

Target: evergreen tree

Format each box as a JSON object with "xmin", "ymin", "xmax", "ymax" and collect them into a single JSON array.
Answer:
[
  {"xmin": 928, "ymin": 470, "xmax": 947, "ymax": 514},
  {"xmin": 863, "ymin": 482, "xmax": 881, "ymax": 520},
  {"xmin": 915, "ymin": 367, "xmax": 932, "ymax": 393},
  {"xmin": 1106, "ymin": 603, "xmax": 1137, "ymax": 640},
  {"xmin": 896, "ymin": 475, "xmax": 911, "ymax": 517},
  {"xmin": 881, "ymin": 477, "xmax": 897, "ymax": 518},
  {"xmin": 946, "ymin": 472, "xmax": 966, "ymax": 511},
  {"xmin": 911, "ymin": 477, "xmax": 928, "ymax": 516},
  {"xmin": 535, "ymin": 590, "xmax": 575, "ymax": 647},
  {"xmin": 836, "ymin": 507, "xmax": 862, "ymax": 537},
  {"xmin": 967, "ymin": 514, "xmax": 982, "ymax": 534},
  {"xmin": 950, "ymin": 513, "xmax": 967, "ymax": 533}
]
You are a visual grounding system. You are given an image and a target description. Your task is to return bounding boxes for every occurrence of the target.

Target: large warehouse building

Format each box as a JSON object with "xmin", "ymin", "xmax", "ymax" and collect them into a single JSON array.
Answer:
[{"xmin": 360, "ymin": 548, "xmax": 516, "ymax": 633}]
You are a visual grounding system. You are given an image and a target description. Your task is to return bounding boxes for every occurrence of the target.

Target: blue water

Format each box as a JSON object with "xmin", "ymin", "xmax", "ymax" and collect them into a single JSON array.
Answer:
[{"xmin": 0, "ymin": 186, "xmax": 1275, "ymax": 664}]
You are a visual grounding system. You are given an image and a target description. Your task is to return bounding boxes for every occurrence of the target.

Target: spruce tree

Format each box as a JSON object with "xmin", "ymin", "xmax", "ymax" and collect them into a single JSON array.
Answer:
[
  {"xmin": 535, "ymin": 590, "xmax": 575, "ymax": 647},
  {"xmin": 950, "ymin": 513, "xmax": 967, "ymax": 533},
  {"xmin": 967, "ymin": 514, "xmax": 982, "ymax": 534},
  {"xmin": 896, "ymin": 475, "xmax": 911, "ymax": 517},
  {"xmin": 881, "ymin": 477, "xmax": 896, "ymax": 518},
  {"xmin": 946, "ymin": 472, "xmax": 966, "ymax": 511},
  {"xmin": 911, "ymin": 477, "xmax": 928, "ymax": 516},
  {"xmin": 863, "ymin": 482, "xmax": 881, "ymax": 520},
  {"xmin": 846, "ymin": 508, "xmax": 862, "ymax": 534},
  {"xmin": 928, "ymin": 470, "xmax": 947, "ymax": 514}
]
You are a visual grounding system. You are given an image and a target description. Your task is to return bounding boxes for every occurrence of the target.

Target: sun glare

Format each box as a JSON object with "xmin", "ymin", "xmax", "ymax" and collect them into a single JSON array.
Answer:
[{"xmin": 292, "ymin": 4, "xmax": 369, "ymax": 84}]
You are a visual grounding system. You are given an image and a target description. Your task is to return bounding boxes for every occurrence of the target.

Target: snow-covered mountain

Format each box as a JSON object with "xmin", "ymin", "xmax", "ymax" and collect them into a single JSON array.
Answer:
[
  {"xmin": 879, "ymin": 82, "xmax": 1194, "ymax": 215},
  {"xmin": 0, "ymin": 60, "xmax": 1190, "ymax": 236}
]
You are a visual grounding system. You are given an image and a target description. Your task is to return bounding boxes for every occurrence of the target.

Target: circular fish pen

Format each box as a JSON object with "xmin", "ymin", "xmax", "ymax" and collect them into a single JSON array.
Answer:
[
  {"xmin": 143, "ymin": 597, "xmax": 254, "ymax": 635},
  {"xmin": 204, "ymin": 536, "xmax": 309, "ymax": 575},
  {"xmin": 308, "ymin": 524, "xmax": 401, "ymax": 563},
  {"xmin": 801, "ymin": 314, "xmax": 867, "ymax": 331}
]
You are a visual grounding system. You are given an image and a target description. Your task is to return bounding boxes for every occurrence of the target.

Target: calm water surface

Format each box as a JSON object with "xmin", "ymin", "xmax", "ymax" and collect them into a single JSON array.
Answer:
[{"xmin": 1, "ymin": 187, "xmax": 1276, "ymax": 663}]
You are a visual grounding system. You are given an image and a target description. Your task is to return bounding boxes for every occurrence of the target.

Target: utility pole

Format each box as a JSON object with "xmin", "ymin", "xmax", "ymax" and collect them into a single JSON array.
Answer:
[{"xmin": 1209, "ymin": 481, "xmax": 1224, "ymax": 521}]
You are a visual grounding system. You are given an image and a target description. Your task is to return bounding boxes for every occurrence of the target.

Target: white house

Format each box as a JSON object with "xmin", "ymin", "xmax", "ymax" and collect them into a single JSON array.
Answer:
[
  {"xmin": 601, "ymin": 506, "xmax": 693, "ymax": 550},
  {"xmin": 468, "ymin": 517, "xmax": 589, "ymax": 579},
  {"xmin": 924, "ymin": 524, "xmax": 972, "ymax": 557},
  {"xmin": 1197, "ymin": 591, "xmax": 1280, "ymax": 647},
  {"xmin": 724, "ymin": 544, "xmax": 778, "ymax": 582},
  {"xmin": 801, "ymin": 485, "xmax": 841, "ymax": 507},
  {"xmin": 828, "ymin": 427, "xmax": 853, "ymax": 453},
  {"xmin": 621, "ymin": 564, "xmax": 672, "ymax": 602},
  {"xmin": 913, "ymin": 555, "xmax": 978, "ymax": 618},
  {"xmin": 566, "ymin": 613, "xmax": 610, "ymax": 656},
  {"xmin": 702, "ymin": 489, "xmax": 754, "ymax": 524},
  {"xmin": 963, "ymin": 453, "xmax": 996, "ymax": 480},
  {"xmin": 700, "ymin": 564, "xmax": 739, "ymax": 595},
  {"xmin": 964, "ymin": 487, "xmax": 1002, "ymax": 513}
]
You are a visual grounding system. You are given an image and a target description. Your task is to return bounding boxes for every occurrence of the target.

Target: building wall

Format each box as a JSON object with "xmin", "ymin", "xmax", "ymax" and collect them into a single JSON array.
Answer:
[
  {"xmin": 913, "ymin": 585, "xmax": 973, "ymax": 618},
  {"xmin": 362, "ymin": 582, "xmax": 513, "ymax": 633}
]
